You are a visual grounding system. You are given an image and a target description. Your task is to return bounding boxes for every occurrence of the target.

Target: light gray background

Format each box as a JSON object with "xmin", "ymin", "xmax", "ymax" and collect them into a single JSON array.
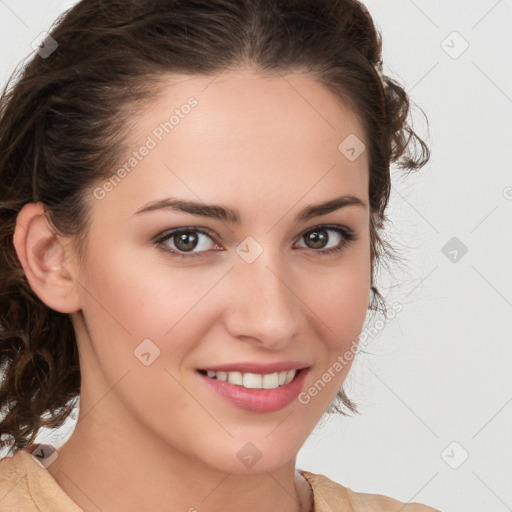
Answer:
[{"xmin": 1, "ymin": 1, "xmax": 511, "ymax": 511}]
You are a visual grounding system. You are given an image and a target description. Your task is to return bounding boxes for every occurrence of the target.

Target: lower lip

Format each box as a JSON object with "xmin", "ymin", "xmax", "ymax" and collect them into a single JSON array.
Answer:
[{"xmin": 197, "ymin": 369, "xmax": 309, "ymax": 413}]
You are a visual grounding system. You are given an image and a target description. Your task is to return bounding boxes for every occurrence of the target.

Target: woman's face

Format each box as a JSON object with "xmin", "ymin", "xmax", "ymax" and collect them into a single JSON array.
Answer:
[{"xmin": 70, "ymin": 68, "xmax": 371, "ymax": 473}]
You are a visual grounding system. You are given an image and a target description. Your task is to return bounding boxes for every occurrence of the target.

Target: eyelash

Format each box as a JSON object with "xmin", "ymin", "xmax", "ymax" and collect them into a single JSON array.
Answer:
[{"xmin": 154, "ymin": 224, "xmax": 358, "ymax": 260}]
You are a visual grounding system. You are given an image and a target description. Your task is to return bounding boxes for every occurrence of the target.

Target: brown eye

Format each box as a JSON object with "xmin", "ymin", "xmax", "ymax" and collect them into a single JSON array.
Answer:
[
  {"xmin": 156, "ymin": 228, "xmax": 218, "ymax": 257},
  {"xmin": 173, "ymin": 231, "xmax": 200, "ymax": 252},
  {"xmin": 296, "ymin": 225, "xmax": 356, "ymax": 255},
  {"xmin": 303, "ymin": 229, "xmax": 330, "ymax": 249},
  {"xmin": 155, "ymin": 224, "xmax": 356, "ymax": 260}
]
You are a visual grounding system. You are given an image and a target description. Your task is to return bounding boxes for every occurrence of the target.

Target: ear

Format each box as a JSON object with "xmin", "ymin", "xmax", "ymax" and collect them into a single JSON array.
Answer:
[{"xmin": 12, "ymin": 202, "xmax": 82, "ymax": 314}]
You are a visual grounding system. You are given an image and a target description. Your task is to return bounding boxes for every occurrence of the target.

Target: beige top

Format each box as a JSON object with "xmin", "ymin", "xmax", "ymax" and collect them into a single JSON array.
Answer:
[{"xmin": 0, "ymin": 446, "xmax": 440, "ymax": 511}]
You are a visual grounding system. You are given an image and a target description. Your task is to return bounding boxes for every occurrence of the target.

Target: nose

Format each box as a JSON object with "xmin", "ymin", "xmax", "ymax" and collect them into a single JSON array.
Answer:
[{"xmin": 222, "ymin": 251, "xmax": 303, "ymax": 351}]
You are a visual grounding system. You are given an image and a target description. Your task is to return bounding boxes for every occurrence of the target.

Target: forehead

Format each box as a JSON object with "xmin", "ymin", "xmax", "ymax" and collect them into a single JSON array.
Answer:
[
  {"xmin": 93, "ymin": 68, "xmax": 369, "ymax": 221},
  {"xmin": 148, "ymin": 67, "xmax": 365, "ymax": 142}
]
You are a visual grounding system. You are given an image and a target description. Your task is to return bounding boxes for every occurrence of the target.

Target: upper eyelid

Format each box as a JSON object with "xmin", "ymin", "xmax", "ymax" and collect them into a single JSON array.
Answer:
[{"xmin": 155, "ymin": 226, "xmax": 217, "ymax": 243}]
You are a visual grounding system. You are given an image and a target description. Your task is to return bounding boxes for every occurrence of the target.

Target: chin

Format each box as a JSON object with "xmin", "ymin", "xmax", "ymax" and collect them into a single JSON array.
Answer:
[{"xmin": 192, "ymin": 435, "xmax": 301, "ymax": 475}]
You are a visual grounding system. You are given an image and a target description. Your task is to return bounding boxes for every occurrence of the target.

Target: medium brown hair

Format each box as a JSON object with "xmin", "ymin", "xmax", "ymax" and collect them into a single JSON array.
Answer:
[{"xmin": 0, "ymin": 0, "xmax": 430, "ymax": 452}]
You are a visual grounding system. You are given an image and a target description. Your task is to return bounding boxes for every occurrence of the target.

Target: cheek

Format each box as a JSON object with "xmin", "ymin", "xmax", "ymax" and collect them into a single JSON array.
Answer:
[
  {"xmin": 322, "ymin": 270, "xmax": 370, "ymax": 340},
  {"xmin": 306, "ymin": 238, "xmax": 371, "ymax": 347},
  {"xmin": 75, "ymin": 241, "xmax": 223, "ymax": 368},
  {"xmin": 295, "ymin": 255, "xmax": 370, "ymax": 415},
  {"xmin": 80, "ymin": 238, "xmax": 192, "ymax": 326}
]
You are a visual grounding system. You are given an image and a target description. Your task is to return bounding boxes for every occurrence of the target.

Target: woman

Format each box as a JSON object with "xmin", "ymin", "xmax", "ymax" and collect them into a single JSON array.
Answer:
[{"xmin": 0, "ymin": 0, "xmax": 437, "ymax": 510}]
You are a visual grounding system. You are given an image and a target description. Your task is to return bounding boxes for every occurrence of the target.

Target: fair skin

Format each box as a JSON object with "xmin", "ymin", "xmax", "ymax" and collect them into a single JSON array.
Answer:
[{"xmin": 13, "ymin": 68, "xmax": 371, "ymax": 512}]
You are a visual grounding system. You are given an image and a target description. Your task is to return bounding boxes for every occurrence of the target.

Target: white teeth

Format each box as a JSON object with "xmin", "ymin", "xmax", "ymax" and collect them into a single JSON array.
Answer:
[
  {"xmin": 243, "ymin": 373, "xmax": 262, "ymax": 388},
  {"xmin": 262, "ymin": 373, "xmax": 279, "ymax": 389},
  {"xmin": 204, "ymin": 369, "xmax": 297, "ymax": 389},
  {"xmin": 216, "ymin": 371, "xmax": 228, "ymax": 382},
  {"xmin": 226, "ymin": 371, "xmax": 243, "ymax": 386}
]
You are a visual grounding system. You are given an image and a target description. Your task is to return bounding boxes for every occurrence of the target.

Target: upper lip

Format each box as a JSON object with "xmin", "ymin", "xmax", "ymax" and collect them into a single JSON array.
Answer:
[{"xmin": 198, "ymin": 361, "xmax": 310, "ymax": 374}]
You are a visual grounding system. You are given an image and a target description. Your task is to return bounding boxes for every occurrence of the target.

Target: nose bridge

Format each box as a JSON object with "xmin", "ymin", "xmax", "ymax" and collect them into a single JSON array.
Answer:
[{"xmin": 226, "ymin": 238, "xmax": 302, "ymax": 346}]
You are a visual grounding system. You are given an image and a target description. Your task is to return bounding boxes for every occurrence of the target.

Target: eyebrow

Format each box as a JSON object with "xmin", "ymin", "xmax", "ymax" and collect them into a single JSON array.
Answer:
[{"xmin": 133, "ymin": 194, "xmax": 367, "ymax": 223}]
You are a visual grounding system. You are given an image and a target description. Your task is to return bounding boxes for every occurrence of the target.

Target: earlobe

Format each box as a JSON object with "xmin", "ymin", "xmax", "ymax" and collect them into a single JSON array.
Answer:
[{"xmin": 12, "ymin": 202, "xmax": 81, "ymax": 314}]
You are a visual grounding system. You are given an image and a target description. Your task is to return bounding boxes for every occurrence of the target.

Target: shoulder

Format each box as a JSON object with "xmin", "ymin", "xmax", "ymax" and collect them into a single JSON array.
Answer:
[
  {"xmin": 345, "ymin": 487, "xmax": 441, "ymax": 512},
  {"xmin": 301, "ymin": 470, "xmax": 441, "ymax": 512},
  {"xmin": 0, "ymin": 443, "xmax": 82, "ymax": 512},
  {"xmin": 0, "ymin": 444, "xmax": 40, "ymax": 510}
]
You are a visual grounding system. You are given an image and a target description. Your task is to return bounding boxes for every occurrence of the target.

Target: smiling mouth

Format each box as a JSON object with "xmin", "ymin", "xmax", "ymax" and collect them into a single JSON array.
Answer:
[{"xmin": 196, "ymin": 368, "xmax": 304, "ymax": 389}]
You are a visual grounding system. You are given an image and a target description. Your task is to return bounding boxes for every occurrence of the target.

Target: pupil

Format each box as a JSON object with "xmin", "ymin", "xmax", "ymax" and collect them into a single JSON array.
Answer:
[
  {"xmin": 175, "ymin": 232, "xmax": 198, "ymax": 251},
  {"xmin": 308, "ymin": 230, "xmax": 327, "ymax": 249}
]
